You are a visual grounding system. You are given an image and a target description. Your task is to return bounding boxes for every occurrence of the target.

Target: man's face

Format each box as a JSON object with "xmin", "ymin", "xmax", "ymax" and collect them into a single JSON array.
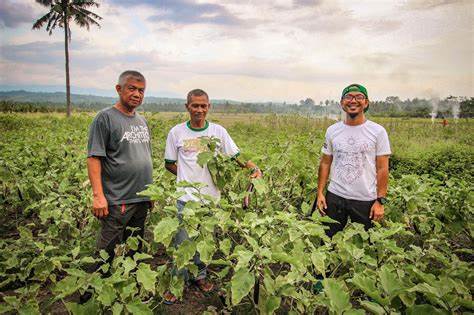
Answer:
[
  {"xmin": 341, "ymin": 92, "xmax": 368, "ymax": 118},
  {"xmin": 116, "ymin": 78, "xmax": 146, "ymax": 110},
  {"xmin": 186, "ymin": 94, "xmax": 210, "ymax": 122}
]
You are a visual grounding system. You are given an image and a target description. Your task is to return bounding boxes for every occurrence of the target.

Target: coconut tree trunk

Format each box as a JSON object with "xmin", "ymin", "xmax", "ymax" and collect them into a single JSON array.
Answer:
[{"xmin": 63, "ymin": 0, "xmax": 71, "ymax": 117}]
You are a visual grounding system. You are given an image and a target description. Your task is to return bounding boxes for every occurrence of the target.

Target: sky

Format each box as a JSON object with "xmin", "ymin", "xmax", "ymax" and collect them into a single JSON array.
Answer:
[{"xmin": 0, "ymin": 0, "xmax": 473, "ymax": 103}]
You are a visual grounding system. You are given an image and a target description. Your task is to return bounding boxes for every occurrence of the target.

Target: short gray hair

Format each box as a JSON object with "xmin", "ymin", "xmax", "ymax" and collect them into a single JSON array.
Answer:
[
  {"xmin": 186, "ymin": 89, "xmax": 209, "ymax": 104},
  {"xmin": 118, "ymin": 70, "xmax": 146, "ymax": 87}
]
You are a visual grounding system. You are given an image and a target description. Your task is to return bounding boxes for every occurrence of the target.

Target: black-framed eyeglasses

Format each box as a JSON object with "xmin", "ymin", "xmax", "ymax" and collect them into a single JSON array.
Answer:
[{"xmin": 342, "ymin": 94, "xmax": 366, "ymax": 101}]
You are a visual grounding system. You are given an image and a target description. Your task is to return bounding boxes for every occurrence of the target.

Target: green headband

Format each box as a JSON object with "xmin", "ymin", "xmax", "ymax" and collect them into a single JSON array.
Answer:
[{"xmin": 341, "ymin": 84, "xmax": 368, "ymax": 99}]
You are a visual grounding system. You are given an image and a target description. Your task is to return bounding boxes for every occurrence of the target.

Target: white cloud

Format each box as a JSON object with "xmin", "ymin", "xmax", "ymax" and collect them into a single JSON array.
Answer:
[{"xmin": 0, "ymin": 0, "xmax": 472, "ymax": 102}]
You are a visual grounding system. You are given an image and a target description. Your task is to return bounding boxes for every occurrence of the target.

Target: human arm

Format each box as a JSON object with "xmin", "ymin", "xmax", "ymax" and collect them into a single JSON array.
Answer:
[
  {"xmin": 164, "ymin": 128, "xmax": 179, "ymax": 176},
  {"xmin": 370, "ymin": 155, "xmax": 389, "ymax": 221},
  {"xmin": 234, "ymin": 158, "xmax": 263, "ymax": 179},
  {"xmin": 233, "ymin": 158, "xmax": 261, "ymax": 209},
  {"xmin": 316, "ymin": 154, "xmax": 333, "ymax": 215},
  {"xmin": 87, "ymin": 157, "xmax": 108, "ymax": 218},
  {"xmin": 217, "ymin": 126, "xmax": 262, "ymax": 178},
  {"xmin": 165, "ymin": 162, "xmax": 177, "ymax": 176}
]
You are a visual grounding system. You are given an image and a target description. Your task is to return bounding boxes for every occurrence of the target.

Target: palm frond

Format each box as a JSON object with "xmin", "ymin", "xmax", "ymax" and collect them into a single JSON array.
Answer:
[
  {"xmin": 52, "ymin": 3, "xmax": 63, "ymax": 14},
  {"xmin": 48, "ymin": 14, "xmax": 62, "ymax": 34},
  {"xmin": 32, "ymin": 12, "xmax": 53, "ymax": 29},
  {"xmin": 72, "ymin": 0, "xmax": 100, "ymax": 8},
  {"xmin": 35, "ymin": 0, "xmax": 54, "ymax": 7},
  {"xmin": 34, "ymin": 0, "xmax": 101, "ymax": 34},
  {"xmin": 73, "ymin": 13, "xmax": 101, "ymax": 30},
  {"xmin": 72, "ymin": 7, "xmax": 102, "ymax": 21},
  {"xmin": 45, "ymin": 12, "xmax": 60, "ymax": 32}
]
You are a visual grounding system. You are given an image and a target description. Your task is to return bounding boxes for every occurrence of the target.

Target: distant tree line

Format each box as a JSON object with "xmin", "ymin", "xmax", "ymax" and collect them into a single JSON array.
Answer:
[
  {"xmin": 369, "ymin": 96, "xmax": 473, "ymax": 118},
  {"xmin": 1, "ymin": 97, "xmax": 473, "ymax": 118},
  {"xmin": 294, "ymin": 96, "xmax": 474, "ymax": 118}
]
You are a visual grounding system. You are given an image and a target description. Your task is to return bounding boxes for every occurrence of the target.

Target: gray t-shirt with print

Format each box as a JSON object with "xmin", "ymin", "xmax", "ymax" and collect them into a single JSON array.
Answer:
[{"xmin": 87, "ymin": 106, "xmax": 153, "ymax": 205}]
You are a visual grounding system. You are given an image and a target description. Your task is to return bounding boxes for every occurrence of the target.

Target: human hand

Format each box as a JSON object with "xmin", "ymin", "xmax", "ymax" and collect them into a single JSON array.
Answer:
[
  {"xmin": 250, "ymin": 167, "xmax": 263, "ymax": 179},
  {"xmin": 317, "ymin": 194, "xmax": 327, "ymax": 215},
  {"xmin": 92, "ymin": 194, "xmax": 108, "ymax": 218},
  {"xmin": 370, "ymin": 201, "xmax": 384, "ymax": 222}
]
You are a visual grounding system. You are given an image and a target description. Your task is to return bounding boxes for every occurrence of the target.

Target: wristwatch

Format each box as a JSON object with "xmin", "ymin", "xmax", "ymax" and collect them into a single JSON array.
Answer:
[
  {"xmin": 376, "ymin": 197, "xmax": 387, "ymax": 205},
  {"xmin": 250, "ymin": 166, "xmax": 261, "ymax": 174}
]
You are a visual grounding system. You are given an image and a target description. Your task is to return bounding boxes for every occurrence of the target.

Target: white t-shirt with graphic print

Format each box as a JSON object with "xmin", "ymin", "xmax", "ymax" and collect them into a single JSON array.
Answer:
[
  {"xmin": 165, "ymin": 121, "xmax": 240, "ymax": 202},
  {"xmin": 321, "ymin": 120, "xmax": 391, "ymax": 201}
]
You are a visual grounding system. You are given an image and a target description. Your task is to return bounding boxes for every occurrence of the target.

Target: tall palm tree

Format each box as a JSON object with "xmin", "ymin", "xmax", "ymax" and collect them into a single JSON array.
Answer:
[{"xmin": 33, "ymin": 0, "xmax": 102, "ymax": 117}]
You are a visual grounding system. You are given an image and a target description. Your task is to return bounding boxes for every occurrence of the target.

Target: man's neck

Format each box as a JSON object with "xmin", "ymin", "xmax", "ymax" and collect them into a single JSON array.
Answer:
[
  {"xmin": 344, "ymin": 113, "xmax": 366, "ymax": 126},
  {"xmin": 189, "ymin": 119, "xmax": 206, "ymax": 129},
  {"xmin": 114, "ymin": 102, "xmax": 135, "ymax": 116}
]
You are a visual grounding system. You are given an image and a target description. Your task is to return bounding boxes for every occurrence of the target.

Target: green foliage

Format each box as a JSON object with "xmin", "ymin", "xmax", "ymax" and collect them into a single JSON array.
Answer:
[
  {"xmin": 0, "ymin": 113, "xmax": 472, "ymax": 314},
  {"xmin": 459, "ymin": 97, "xmax": 474, "ymax": 118},
  {"xmin": 390, "ymin": 145, "xmax": 474, "ymax": 182},
  {"xmin": 231, "ymin": 268, "xmax": 255, "ymax": 306}
]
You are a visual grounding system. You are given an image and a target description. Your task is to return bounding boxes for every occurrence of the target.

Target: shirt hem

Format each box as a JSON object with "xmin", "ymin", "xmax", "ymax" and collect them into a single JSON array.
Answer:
[
  {"xmin": 327, "ymin": 189, "xmax": 376, "ymax": 202},
  {"xmin": 87, "ymin": 152, "xmax": 106, "ymax": 158},
  {"xmin": 107, "ymin": 197, "xmax": 150, "ymax": 205}
]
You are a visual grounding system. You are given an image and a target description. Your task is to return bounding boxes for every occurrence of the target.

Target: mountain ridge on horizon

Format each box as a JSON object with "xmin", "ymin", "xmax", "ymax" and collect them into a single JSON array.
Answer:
[{"xmin": 0, "ymin": 90, "xmax": 259, "ymax": 106}]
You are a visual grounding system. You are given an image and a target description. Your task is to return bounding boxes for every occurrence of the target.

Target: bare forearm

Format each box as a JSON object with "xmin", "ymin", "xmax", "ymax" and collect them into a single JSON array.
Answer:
[
  {"xmin": 376, "ymin": 168, "xmax": 389, "ymax": 197},
  {"xmin": 317, "ymin": 164, "xmax": 330, "ymax": 195},
  {"xmin": 87, "ymin": 157, "xmax": 109, "ymax": 218},
  {"xmin": 165, "ymin": 163, "xmax": 177, "ymax": 176},
  {"xmin": 317, "ymin": 154, "xmax": 332, "ymax": 196},
  {"xmin": 234, "ymin": 158, "xmax": 262, "ymax": 178},
  {"xmin": 234, "ymin": 158, "xmax": 256, "ymax": 169},
  {"xmin": 376, "ymin": 155, "xmax": 389, "ymax": 198},
  {"xmin": 87, "ymin": 157, "xmax": 104, "ymax": 197}
]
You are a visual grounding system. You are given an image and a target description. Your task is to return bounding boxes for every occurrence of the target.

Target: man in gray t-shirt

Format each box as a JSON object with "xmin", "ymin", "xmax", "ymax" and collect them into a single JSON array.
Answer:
[{"xmin": 86, "ymin": 70, "xmax": 153, "ymax": 268}]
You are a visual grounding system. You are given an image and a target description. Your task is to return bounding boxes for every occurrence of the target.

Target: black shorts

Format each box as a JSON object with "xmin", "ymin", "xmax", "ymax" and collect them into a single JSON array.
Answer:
[{"xmin": 324, "ymin": 191, "xmax": 375, "ymax": 237}]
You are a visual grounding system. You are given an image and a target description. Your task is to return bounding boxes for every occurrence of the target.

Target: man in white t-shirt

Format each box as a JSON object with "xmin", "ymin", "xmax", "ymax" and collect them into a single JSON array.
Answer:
[
  {"xmin": 163, "ymin": 88, "xmax": 262, "ymax": 302},
  {"xmin": 316, "ymin": 84, "xmax": 391, "ymax": 237}
]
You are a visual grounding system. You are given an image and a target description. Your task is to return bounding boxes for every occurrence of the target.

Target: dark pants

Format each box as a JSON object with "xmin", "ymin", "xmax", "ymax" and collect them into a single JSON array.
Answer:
[
  {"xmin": 324, "ymin": 191, "xmax": 374, "ymax": 238},
  {"xmin": 95, "ymin": 201, "xmax": 151, "ymax": 268}
]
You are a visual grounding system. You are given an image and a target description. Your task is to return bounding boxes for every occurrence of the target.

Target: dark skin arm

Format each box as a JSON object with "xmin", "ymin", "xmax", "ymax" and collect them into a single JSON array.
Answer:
[
  {"xmin": 165, "ymin": 162, "xmax": 177, "ymax": 175},
  {"xmin": 234, "ymin": 158, "xmax": 263, "ymax": 178},
  {"xmin": 87, "ymin": 157, "xmax": 109, "ymax": 218},
  {"xmin": 370, "ymin": 155, "xmax": 389, "ymax": 221},
  {"xmin": 165, "ymin": 158, "xmax": 262, "ymax": 178},
  {"xmin": 316, "ymin": 154, "xmax": 333, "ymax": 215}
]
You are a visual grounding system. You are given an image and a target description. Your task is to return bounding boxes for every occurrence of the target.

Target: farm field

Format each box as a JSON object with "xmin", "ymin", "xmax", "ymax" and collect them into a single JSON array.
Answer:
[{"xmin": 0, "ymin": 112, "xmax": 473, "ymax": 314}]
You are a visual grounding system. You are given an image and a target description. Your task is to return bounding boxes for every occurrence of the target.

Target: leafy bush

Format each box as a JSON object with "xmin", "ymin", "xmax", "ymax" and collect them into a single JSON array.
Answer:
[
  {"xmin": 0, "ymin": 114, "xmax": 472, "ymax": 314},
  {"xmin": 390, "ymin": 145, "xmax": 474, "ymax": 182}
]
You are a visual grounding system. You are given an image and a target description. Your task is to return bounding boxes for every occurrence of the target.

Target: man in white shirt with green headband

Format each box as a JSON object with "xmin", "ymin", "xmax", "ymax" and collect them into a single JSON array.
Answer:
[
  {"xmin": 163, "ymin": 88, "xmax": 262, "ymax": 303},
  {"xmin": 316, "ymin": 84, "xmax": 391, "ymax": 237}
]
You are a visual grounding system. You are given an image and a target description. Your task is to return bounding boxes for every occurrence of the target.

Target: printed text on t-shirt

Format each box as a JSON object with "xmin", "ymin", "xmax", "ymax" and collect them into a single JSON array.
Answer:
[{"xmin": 120, "ymin": 125, "xmax": 150, "ymax": 144}]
